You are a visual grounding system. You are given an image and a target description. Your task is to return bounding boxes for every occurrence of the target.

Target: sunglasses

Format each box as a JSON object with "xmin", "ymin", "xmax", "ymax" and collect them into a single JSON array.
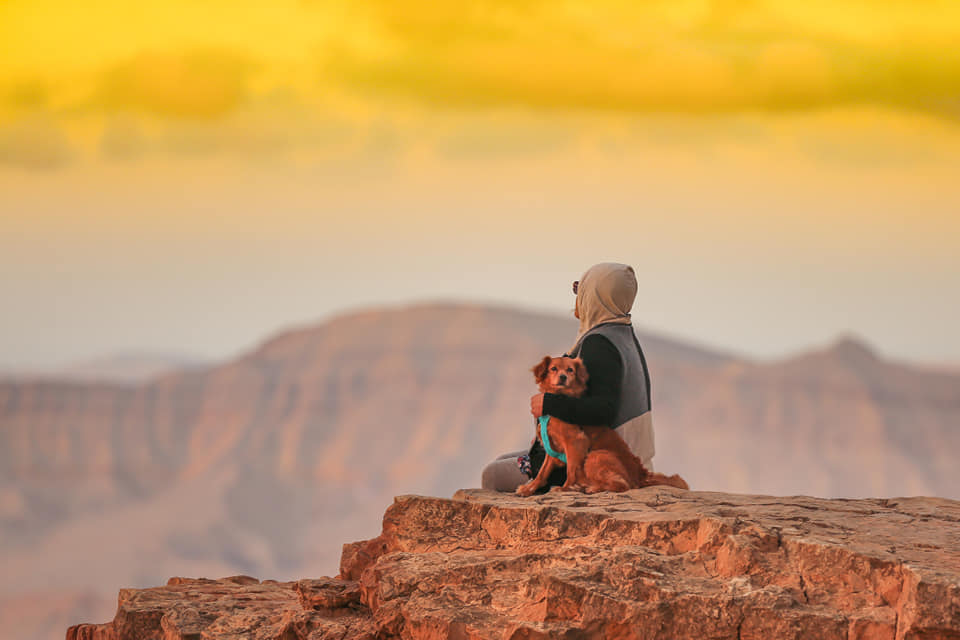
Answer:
[{"xmin": 572, "ymin": 280, "xmax": 579, "ymax": 295}]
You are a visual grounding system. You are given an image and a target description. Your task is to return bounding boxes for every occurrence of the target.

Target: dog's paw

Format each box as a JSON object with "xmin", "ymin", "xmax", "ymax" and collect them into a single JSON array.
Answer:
[{"xmin": 516, "ymin": 483, "xmax": 537, "ymax": 497}]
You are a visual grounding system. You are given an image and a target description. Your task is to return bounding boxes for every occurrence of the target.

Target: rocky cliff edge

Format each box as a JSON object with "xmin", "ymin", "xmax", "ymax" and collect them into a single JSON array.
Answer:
[{"xmin": 67, "ymin": 488, "xmax": 960, "ymax": 640}]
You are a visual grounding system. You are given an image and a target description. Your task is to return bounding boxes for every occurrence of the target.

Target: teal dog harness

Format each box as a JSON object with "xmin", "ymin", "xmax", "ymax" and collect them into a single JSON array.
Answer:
[{"xmin": 538, "ymin": 415, "xmax": 567, "ymax": 464}]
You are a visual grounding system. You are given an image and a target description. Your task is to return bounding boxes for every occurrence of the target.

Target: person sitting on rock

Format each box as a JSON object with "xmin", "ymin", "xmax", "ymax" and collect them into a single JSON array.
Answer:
[{"xmin": 480, "ymin": 262, "xmax": 655, "ymax": 492}]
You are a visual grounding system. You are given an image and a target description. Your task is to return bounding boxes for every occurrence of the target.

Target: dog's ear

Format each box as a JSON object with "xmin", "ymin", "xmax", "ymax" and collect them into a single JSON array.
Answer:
[
  {"xmin": 573, "ymin": 358, "xmax": 589, "ymax": 386},
  {"xmin": 532, "ymin": 356, "xmax": 552, "ymax": 383}
]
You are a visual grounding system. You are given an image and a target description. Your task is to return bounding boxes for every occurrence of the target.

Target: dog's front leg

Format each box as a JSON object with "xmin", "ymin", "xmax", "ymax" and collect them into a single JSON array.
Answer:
[
  {"xmin": 516, "ymin": 455, "xmax": 558, "ymax": 497},
  {"xmin": 558, "ymin": 430, "xmax": 590, "ymax": 491}
]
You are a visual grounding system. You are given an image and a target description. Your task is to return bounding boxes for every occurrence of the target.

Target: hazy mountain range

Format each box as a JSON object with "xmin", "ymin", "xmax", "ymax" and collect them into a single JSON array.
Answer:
[
  {"xmin": 0, "ymin": 352, "xmax": 204, "ymax": 385},
  {"xmin": 1, "ymin": 303, "xmax": 958, "ymax": 640}
]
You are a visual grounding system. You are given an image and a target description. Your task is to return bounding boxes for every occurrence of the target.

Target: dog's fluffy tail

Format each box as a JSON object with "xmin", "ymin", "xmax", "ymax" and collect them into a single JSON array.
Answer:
[
  {"xmin": 640, "ymin": 472, "xmax": 690, "ymax": 490},
  {"xmin": 627, "ymin": 452, "xmax": 690, "ymax": 490}
]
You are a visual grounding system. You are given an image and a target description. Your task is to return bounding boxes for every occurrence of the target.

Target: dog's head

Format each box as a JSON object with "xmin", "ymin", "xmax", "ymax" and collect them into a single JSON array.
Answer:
[{"xmin": 532, "ymin": 356, "xmax": 588, "ymax": 397}]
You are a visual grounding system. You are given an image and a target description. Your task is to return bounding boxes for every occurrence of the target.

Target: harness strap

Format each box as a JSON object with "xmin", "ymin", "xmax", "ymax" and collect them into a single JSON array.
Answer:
[{"xmin": 538, "ymin": 415, "xmax": 567, "ymax": 464}]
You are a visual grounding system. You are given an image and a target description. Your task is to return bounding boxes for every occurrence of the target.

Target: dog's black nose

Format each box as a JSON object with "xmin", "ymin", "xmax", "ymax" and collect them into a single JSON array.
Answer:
[{"xmin": 558, "ymin": 374, "xmax": 567, "ymax": 384}]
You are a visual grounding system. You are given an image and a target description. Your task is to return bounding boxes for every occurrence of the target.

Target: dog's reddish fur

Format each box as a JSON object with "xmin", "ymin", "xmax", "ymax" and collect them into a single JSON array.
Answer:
[{"xmin": 516, "ymin": 356, "xmax": 689, "ymax": 496}]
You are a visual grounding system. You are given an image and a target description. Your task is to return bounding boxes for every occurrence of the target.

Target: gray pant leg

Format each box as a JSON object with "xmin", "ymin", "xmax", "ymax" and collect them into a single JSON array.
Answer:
[{"xmin": 481, "ymin": 450, "xmax": 529, "ymax": 492}]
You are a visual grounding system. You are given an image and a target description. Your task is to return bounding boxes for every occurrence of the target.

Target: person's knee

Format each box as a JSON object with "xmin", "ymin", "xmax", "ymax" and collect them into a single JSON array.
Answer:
[{"xmin": 481, "ymin": 462, "xmax": 498, "ymax": 490}]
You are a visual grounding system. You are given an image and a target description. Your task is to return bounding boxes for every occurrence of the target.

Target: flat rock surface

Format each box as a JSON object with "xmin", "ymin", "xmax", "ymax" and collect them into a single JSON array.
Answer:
[{"xmin": 69, "ymin": 489, "xmax": 960, "ymax": 640}]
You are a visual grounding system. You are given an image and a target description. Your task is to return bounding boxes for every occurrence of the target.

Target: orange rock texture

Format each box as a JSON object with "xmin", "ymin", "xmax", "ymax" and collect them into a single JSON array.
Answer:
[{"xmin": 68, "ymin": 487, "xmax": 960, "ymax": 640}]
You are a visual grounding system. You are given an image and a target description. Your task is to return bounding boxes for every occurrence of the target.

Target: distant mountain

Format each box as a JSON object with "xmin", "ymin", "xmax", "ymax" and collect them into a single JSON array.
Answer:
[
  {"xmin": 1, "ymin": 303, "xmax": 958, "ymax": 640},
  {"xmin": 921, "ymin": 360, "xmax": 960, "ymax": 374},
  {"xmin": 3, "ymin": 352, "xmax": 203, "ymax": 385},
  {"xmin": 657, "ymin": 334, "xmax": 959, "ymax": 499}
]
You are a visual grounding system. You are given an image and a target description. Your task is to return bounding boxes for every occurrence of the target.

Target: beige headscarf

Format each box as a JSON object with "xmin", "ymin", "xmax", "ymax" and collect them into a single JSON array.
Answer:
[{"xmin": 572, "ymin": 262, "xmax": 637, "ymax": 353}]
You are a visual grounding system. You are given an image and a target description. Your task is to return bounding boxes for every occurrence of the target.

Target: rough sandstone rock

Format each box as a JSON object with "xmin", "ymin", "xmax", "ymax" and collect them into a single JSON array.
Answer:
[{"xmin": 68, "ymin": 488, "xmax": 960, "ymax": 640}]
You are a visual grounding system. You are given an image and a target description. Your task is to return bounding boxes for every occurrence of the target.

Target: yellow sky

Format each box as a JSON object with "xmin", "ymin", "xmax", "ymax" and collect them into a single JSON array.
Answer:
[
  {"xmin": 3, "ymin": 0, "xmax": 960, "ymax": 117},
  {"xmin": 1, "ymin": 1, "xmax": 959, "ymax": 367}
]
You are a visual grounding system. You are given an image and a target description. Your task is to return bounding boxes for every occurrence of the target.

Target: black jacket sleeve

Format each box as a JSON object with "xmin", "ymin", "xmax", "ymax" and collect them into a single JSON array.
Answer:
[{"xmin": 541, "ymin": 334, "xmax": 621, "ymax": 426}]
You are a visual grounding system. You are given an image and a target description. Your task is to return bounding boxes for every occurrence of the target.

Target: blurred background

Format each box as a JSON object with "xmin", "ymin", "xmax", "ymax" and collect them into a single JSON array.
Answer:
[{"xmin": 1, "ymin": 1, "xmax": 959, "ymax": 638}]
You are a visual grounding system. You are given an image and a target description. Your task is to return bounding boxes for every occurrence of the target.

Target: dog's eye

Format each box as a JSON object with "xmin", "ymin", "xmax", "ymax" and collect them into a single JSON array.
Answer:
[
  {"xmin": 550, "ymin": 366, "xmax": 557, "ymax": 372},
  {"xmin": 566, "ymin": 367, "xmax": 573, "ymax": 373}
]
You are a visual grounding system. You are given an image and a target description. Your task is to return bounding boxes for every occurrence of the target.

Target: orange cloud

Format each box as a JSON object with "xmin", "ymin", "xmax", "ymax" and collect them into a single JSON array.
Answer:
[{"xmin": 96, "ymin": 50, "xmax": 251, "ymax": 119}]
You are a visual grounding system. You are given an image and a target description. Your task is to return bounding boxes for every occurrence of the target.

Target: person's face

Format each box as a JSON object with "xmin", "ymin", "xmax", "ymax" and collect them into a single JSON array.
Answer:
[{"xmin": 572, "ymin": 280, "xmax": 580, "ymax": 319}]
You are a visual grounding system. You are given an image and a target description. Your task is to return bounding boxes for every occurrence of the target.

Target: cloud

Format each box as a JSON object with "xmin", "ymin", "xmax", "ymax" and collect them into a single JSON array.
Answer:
[
  {"xmin": 99, "ymin": 115, "xmax": 149, "ymax": 161},
  {"xmin": 0, "ymin": 115, "xmax": 74, "ymax": 170},
  {"xmin": 3, "ymin": 1, "xmax": 959, "ymax": 121},
  {"xmin": 1, "ymin": 0, "xmax": 959, "ymax": 170},
  {"xmin": 303, "ymin": 0, "xmax": 960, "ymax": 119},
  {"xmin": 2, "ymin": 80, "xmax": 49, "ymax": 110},
  {"xmin": 96, "ymin": 50, "xmax": 252, "ymax": 119}
]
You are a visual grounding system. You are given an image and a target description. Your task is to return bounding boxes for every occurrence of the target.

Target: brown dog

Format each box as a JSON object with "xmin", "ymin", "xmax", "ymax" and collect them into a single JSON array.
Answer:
[{"xmin": 516, "ymin": 356, "xmax": 689, "ymax": 496}]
